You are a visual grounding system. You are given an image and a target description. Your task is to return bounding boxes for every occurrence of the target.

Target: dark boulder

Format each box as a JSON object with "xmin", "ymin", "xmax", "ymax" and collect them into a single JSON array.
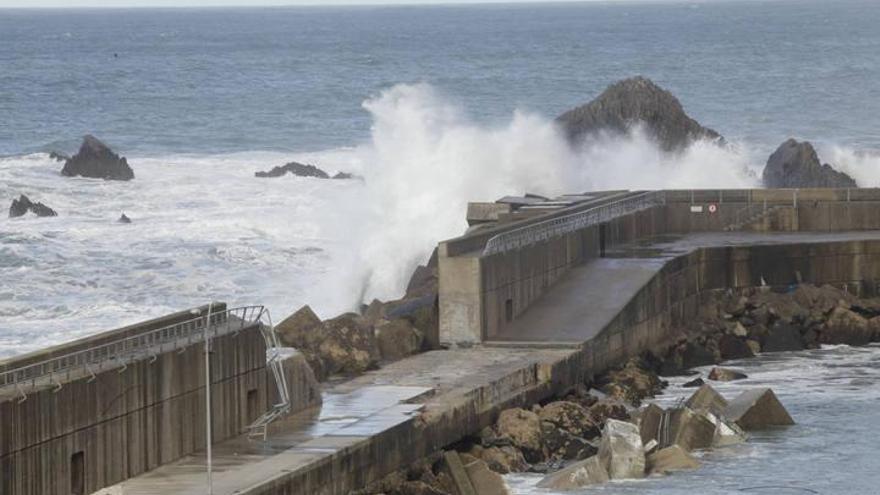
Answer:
[
  {"xmin": 557, "ymin": 76, "xmax": 723, "ymax": 152},
  {"xmin": 255, "ymin": 161, "xmax": 330, "ymax": 179},
  {"xmin": 718, "ymin": 334, "xmax": 754, "ymax": 360},
  {"xmin": 682, "ymin": 377, "xmax": 705, "ymax": 388},
  {"xmin": 708, "ymin": 367, "xmax": 748, "ymax": 382},
  {"xmin": 9, "ymin": 195, "xmax": 57, "ymax": 218},
  {"xmin": 49, "ymin": 151, "xmax": 69, "ymax": 162},
  {"xmin": 61, "ymin": 135, "xmax": 134, "ymax": 180},
  {"xmin": 762, "ymin": 322, "xmax": 805, "ymax": 352},
  {"xmin": 762, "ymin": 139, "xmax": 857, "ymax": 188}
]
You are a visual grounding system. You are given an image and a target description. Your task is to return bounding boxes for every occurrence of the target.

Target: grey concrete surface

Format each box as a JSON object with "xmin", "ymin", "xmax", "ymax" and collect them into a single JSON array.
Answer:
[{"xmin": 492, "ymin": 231, "xmax": 880, "ymax": 343}]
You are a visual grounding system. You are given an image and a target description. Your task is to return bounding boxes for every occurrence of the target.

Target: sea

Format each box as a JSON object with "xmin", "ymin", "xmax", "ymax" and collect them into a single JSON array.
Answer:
[{"xmin": 1, "ymin": 1, "xmax": 879, "ymax": 492}]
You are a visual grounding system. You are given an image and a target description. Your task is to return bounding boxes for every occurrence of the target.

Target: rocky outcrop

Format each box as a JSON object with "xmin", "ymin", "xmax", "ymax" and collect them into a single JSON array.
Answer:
[
  {"xmin": 61, "ymin": 135, "xmax": 134, "ymax": 180},
  {"xmin": 661, "ymin": 284, "xmax": 880, "ymax": 374},
  {"xmin": 9, "ymin": 195, "xmax": 57, "ymax": 218},
  {"xmin": 557, "ymin": 76, "xmax": 723, "ymax": 152},
  {"xmin": 254, "ymin": 162, "xmax": 356, "ymax": 180},
  {"xmin": 275, "ymin": 306, "xmax": 379, "ymax": 379},
  {"xmin": 255, "ymin": 161, "xmax": 330, "ymax": 179},
  {"xmin": 762, "ymin": 139, "xmax": 857, "ymax": 188}
]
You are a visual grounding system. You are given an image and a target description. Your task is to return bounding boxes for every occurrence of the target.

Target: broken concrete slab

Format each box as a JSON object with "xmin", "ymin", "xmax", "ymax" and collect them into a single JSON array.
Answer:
[
  {"xmin": 536, "ymin": 455, "xmax": 609, "ymax": 490},
  {"xmin": 724, "ymin": 388, "xmax": 795, "ymax": 430},
  {"xmin": 598, "ymin": 419, "xmax": 646, "ymax": 479},
  {"xmin": 646, "ymin": 445, "xmax": 700, "ymax": 475}
]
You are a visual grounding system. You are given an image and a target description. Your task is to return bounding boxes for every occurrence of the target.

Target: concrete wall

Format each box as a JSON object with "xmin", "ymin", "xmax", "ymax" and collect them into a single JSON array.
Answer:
[
  {"xmin": 584, "ymin": 239, "xmax": 880, "ymax": 375},
  {"xmin": 663, "ymin": 188, "xmax": 880, "ymax": 233},
  {"xmin": 0, "ymin": 311, "xmax": 272, "ymax": 495},
  {"xmin": 439, "ymin": 188, "xmax": 880, "ymax": 345},
  {"xmin": 440, "ymin": 204, "xmax": 666, "ymax": 344}
]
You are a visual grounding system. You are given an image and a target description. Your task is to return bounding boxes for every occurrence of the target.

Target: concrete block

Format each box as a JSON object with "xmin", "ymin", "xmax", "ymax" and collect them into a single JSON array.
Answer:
[
  {"xmin": 684, "ymin": 384, "xmax": 728, "ymax": 416},
  {"xmin": 536, "ymin": 455, "xmax": 609, "ymax": 490},
  {"xmin": 464, "ymin": 458, "xmax": 510, "ymax": 495},
  {"xmin": 598, "ymin": 419, "xmax": 646, "ymax": 479},
  {"xmin": 637, "ymin": 403, "xmax": 664, "ymax": 446},
  {"xmin": 724, "ymin": 388, "xmax": 795, "ymax": 430},
  {"xmin": 668, "ymin": 408, "xmax": 715, "ymax": 452},
  {"xmin": 443, "ymin": 451, "xmax": 477, "ymax": 495},
  {"xmin": 646, "ymin": 445, "xmax": 700, "ymax": 475}
]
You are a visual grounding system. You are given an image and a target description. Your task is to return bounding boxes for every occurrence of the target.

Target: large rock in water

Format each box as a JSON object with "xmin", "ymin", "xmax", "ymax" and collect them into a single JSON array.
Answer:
[
  {"xmin": 9, "ymin": 194, "xmax": 57, "ymax": 218},
  {"xmin": 762, "ymin": 139, "xmax": 857, "ymax": 188},
  {"xmin": 61, "ymin": 135, "xmax": 134, "ymax": 180},
  {"xmin": 557, "ymin": 76, "xmax": 722, "ymax": 152},
  {"xmin": 255, "ymin": 161, "xmax": 330, "ymax": 178}
]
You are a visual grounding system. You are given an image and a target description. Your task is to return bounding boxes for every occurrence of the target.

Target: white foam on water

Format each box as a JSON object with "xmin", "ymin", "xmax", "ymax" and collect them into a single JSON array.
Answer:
[{"xmin": 3, "ymin": 84, "xmax": 880, "ymax": 357}]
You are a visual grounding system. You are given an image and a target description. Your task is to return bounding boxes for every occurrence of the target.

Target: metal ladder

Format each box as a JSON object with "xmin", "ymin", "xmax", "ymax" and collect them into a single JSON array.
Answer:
[{"xmin": 247, "ymin": 308, "xmax": 292, "ymax": 440}]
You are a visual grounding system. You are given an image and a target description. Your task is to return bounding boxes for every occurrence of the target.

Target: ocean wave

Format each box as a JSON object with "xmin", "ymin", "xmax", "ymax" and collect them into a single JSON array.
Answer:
[{"xmin": 2, "ymin": 83, "xmax": 880, "ymax": 356}]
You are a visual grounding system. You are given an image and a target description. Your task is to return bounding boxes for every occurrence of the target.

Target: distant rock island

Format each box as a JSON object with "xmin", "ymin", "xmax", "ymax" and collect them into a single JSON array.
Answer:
[
  {"xmin": 559, "ymin": 76, "xmax": 859, "ymax": 188},
  {"xmin": 763, "ymin": 138, "xmax": 858, "ymax": 188},
  {"xmin": 255, "ymin": 161, "xmax": 354, "ymax": 180},
  {"xmin": 557, "ymin": 76, "xmax": 723, "ymax": 152},
  {"xmin": 9, "ymin": 194, "xmax": 57, "ymax": 218},
  {"xmin": 61, "ymin": 135, "xmax": 134, "ymax": 181}
]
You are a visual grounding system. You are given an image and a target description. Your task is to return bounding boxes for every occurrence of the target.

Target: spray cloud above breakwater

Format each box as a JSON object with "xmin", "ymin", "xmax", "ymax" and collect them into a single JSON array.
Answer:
[{"xmin": 348, "ymin": 83, "xmax": 759, "ymax": 303}]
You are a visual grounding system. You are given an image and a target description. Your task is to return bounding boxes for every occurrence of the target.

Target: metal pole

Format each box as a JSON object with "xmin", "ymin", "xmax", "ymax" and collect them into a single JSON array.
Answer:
[{"xmin": 205, "ymin": 302, "xmax": 214, "ymax": 495}]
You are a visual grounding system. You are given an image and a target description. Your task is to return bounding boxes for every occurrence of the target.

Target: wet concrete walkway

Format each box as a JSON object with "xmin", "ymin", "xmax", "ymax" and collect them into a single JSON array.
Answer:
[
  {"xmin": 100, "ymin": 230, "xmax": 880, "ymax": 494},
  {"xmin": 100, "ymin": 346, "xmax": 571, "ymax": 495},
  {"xmin": 492, "ymin": 231, "xmax": 880, "ymax": 343}
]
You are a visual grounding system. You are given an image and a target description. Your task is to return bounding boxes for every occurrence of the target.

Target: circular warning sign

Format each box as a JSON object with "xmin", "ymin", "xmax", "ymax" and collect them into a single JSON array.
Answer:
[{"xmin": 708, "ymin": 204, "xmax": 718, "ymax": 214}]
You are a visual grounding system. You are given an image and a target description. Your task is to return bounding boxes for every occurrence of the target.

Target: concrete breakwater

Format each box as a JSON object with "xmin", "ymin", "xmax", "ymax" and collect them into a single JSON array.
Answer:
[{"xmin": 9, "ymin": 188, "xmax": 880, "ymax": 495}]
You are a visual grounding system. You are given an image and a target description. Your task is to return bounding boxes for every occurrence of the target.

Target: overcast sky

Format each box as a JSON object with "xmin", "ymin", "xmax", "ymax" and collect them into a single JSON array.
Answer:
[{"xmin": 0, "ymin": 0, "xmax": 647, "ymax": 8}]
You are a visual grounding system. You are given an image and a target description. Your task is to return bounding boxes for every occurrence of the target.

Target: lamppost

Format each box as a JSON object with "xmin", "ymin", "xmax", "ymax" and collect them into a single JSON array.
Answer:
[{"xmin": 191, "ymin": 302, "xmax": 214, "ymax": 495}]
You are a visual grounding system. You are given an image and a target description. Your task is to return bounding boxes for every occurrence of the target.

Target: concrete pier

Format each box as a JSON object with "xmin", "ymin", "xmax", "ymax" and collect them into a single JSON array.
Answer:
[{"xmin": 10, "ymin": 188, "xmax": 880, "ymax": 495}]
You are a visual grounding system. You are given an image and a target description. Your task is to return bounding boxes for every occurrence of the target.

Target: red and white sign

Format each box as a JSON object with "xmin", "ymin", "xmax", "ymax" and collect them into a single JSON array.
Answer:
[{"xmin": 708, "ymin": 204, "xmax": 718, "ymax": 214}]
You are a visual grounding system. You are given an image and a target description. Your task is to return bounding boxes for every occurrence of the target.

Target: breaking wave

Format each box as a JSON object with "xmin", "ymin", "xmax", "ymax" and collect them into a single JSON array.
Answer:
[{"xmin": 4, "ymin": 83, "xmax": 879, "ymax": 354}]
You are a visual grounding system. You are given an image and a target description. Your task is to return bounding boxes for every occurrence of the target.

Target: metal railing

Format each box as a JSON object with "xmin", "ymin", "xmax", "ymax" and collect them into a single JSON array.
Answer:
[
  {"xmin": 0, "ymin": 305, "xmax": 266, "ymax": 401},
  {"xmin": 481, "ymin": 191, "xmax": 666, "ymax": 256},
  {"xmin": 724, "ymin": 201, "xmax": 775, "ymax": 231},
  {"xmin": 248, "ymin": 308, "xmax": 292, "ymax": 440}
]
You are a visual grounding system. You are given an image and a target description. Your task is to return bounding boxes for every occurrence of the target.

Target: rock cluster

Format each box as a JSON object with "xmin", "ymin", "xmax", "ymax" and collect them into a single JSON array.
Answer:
[
  {"xmin": 538, "ymin": 384, "xmax": 792, "ymax": 490},
  {"xmin": 557, "ymin": 76, "xmax": 723, "ymax": 152},
  {"xmin": 762, "ymin": 138, "xmax": 857, "ymax": 188},
  {"xmin": 9, "ymin": 194, "xmax": 57, "ymax": 218},
  {"xmin": 61, "ymin": 135, "xmax": 134, "ymax": 180},
  {"xmin": 275, "ymin": 251, "xmax": 439, "ymax": 381},
  {"xmin": 660, "ymin": 283, "xmax": 880, "ymax": 375},
  {"xmin": 255, "ymin": 161, "xmax": 356, "ymax": 179},
  {"xmin": 352, "ymin": 450, "xmax": 509, "ymax": 495}
]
